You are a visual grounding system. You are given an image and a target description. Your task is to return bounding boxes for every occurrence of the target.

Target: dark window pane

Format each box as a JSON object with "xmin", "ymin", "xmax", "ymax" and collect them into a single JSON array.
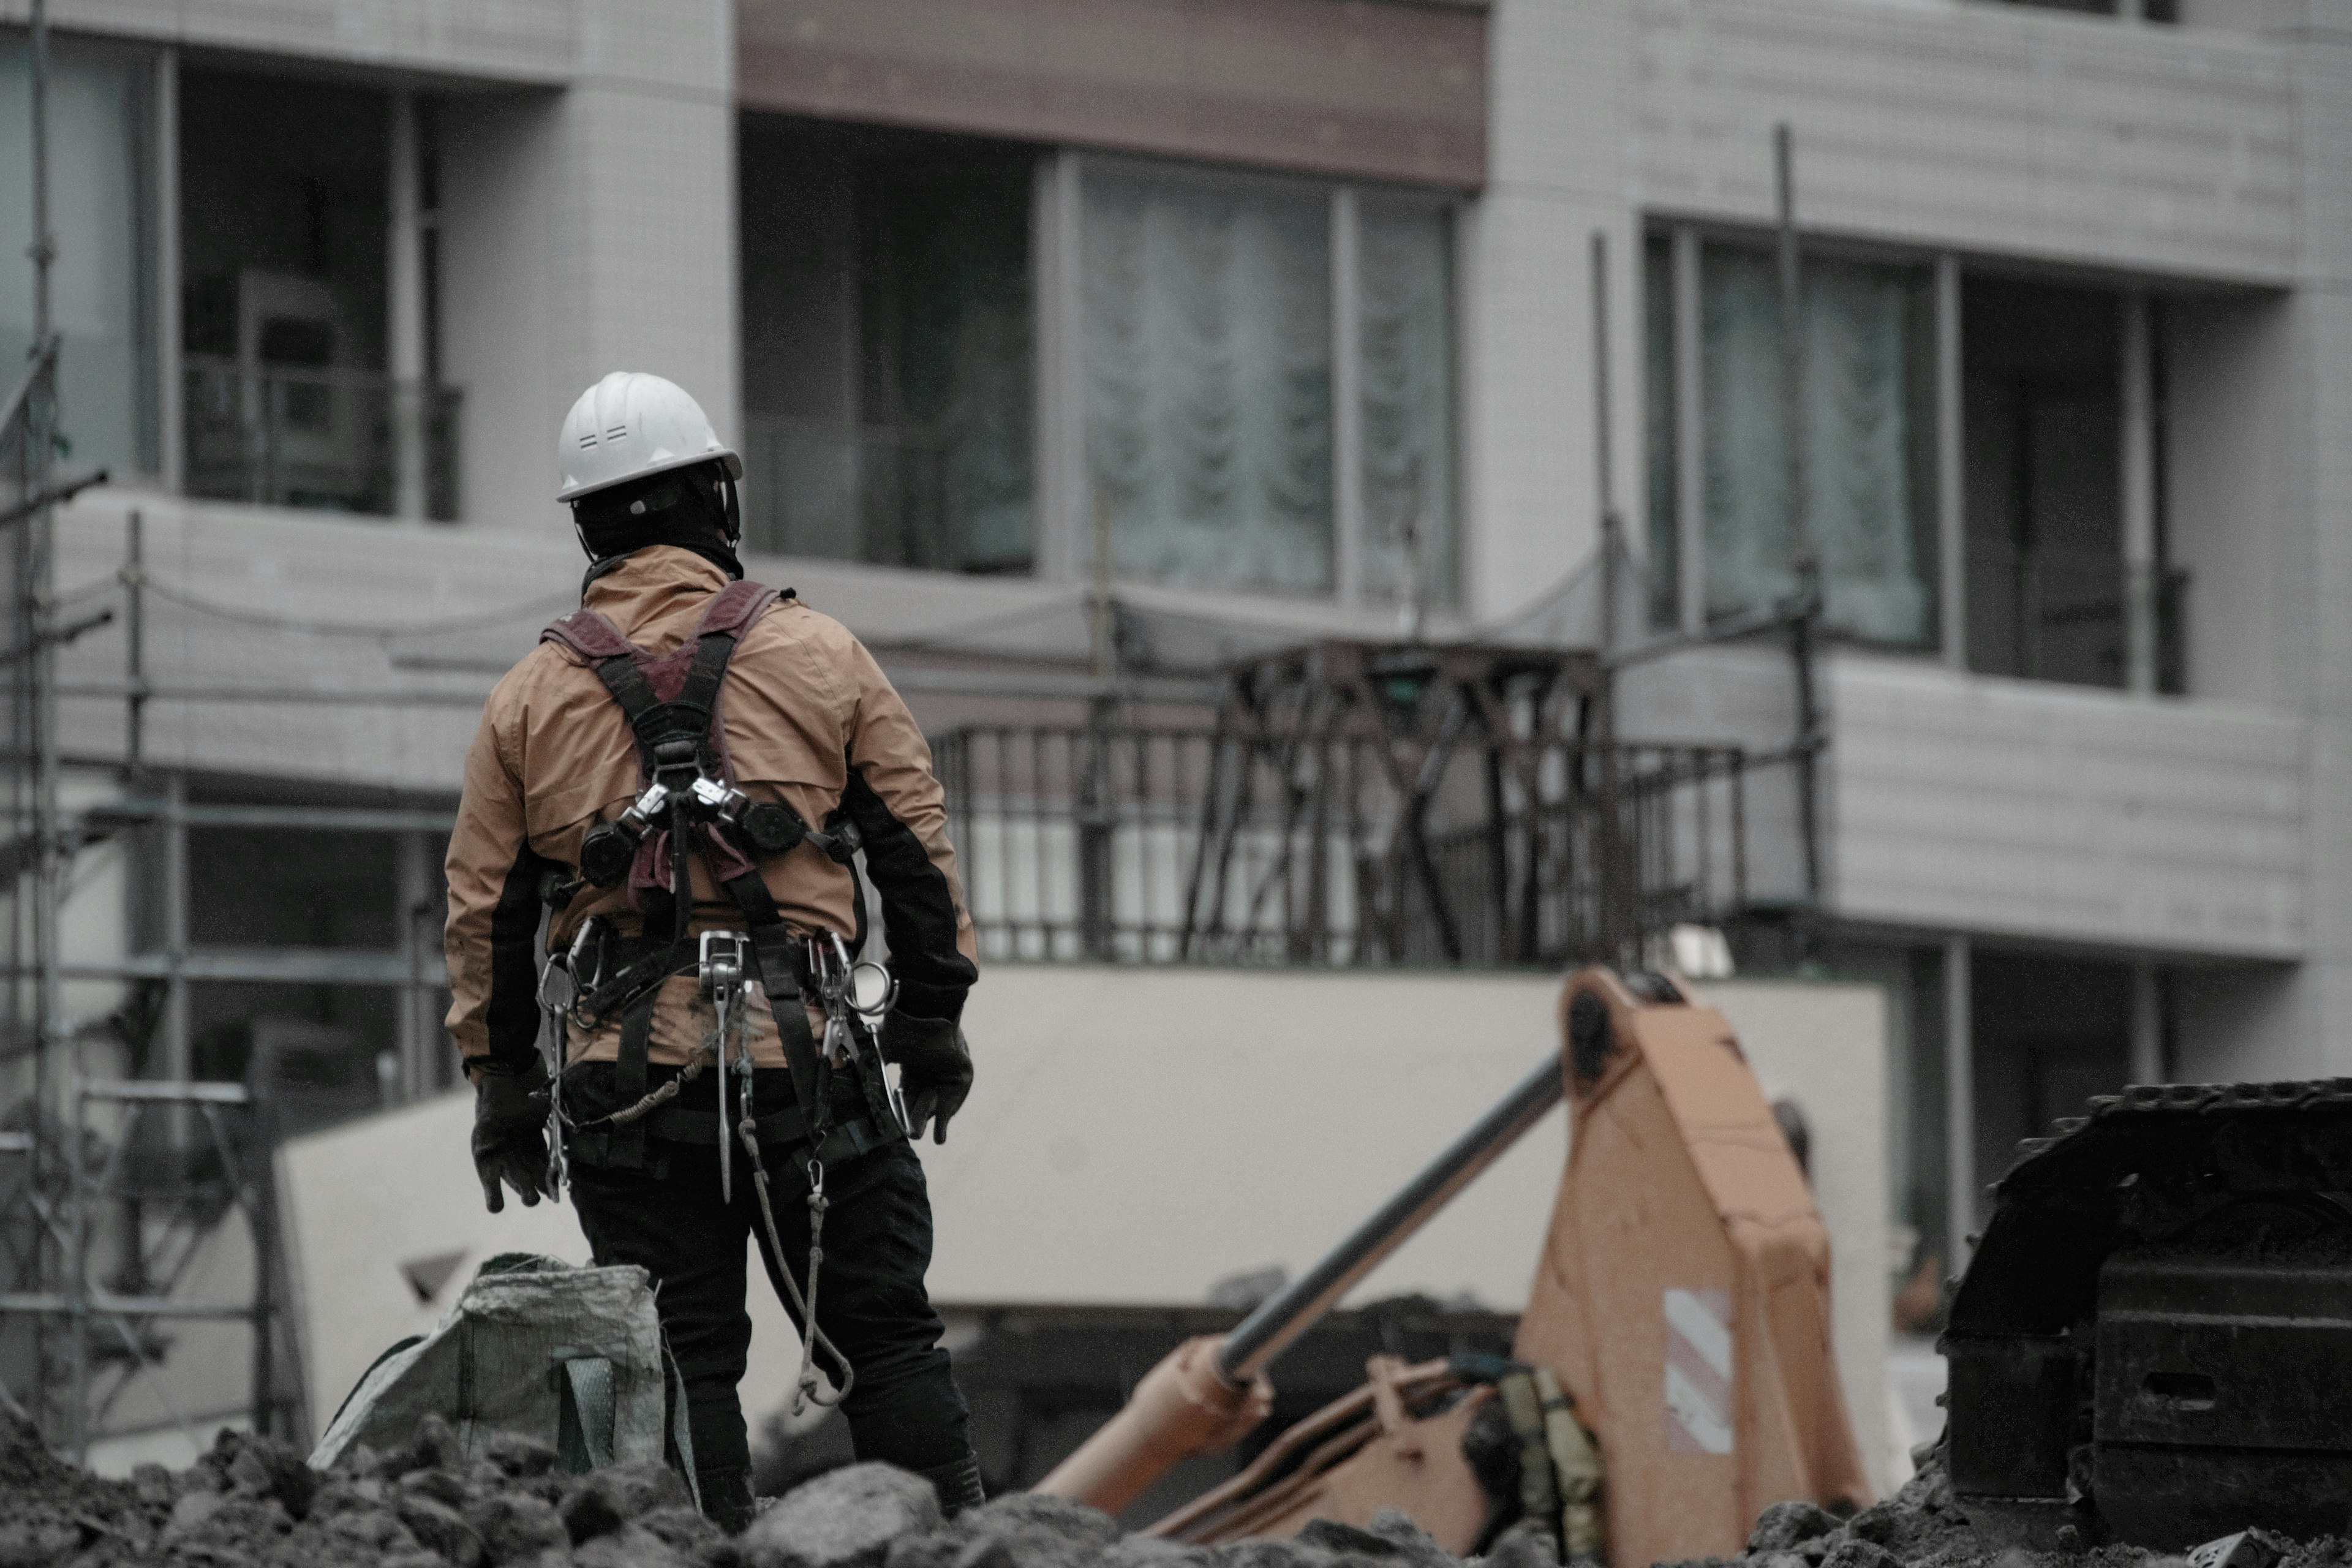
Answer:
[{"xmin": 739, "ymin": 118, "xmax": 1036, "ymax": 574}]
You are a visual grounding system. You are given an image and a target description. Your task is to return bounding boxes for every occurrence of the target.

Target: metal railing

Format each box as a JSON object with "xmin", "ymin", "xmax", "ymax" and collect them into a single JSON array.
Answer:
[
  {"xmin": 1967, "ymin": 541, "xmax": 2188, "ymax": 693},
  {"xmin": 935, "ymin": 722, "xmax": 1749, "ymax": 968},
  {"xmin": 183, "ymin": 358, "xmax": 461, "ymax": 521}
]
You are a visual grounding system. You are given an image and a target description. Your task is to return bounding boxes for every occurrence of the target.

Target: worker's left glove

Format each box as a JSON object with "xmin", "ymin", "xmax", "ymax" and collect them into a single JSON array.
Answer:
[
  {"xmin": 471, "ymin": 1057, "xmax": 555, "ymax": 1213},
  {"xmin": 879, "ymin": 1012, "xmax": 972, "ymax": 1145}
]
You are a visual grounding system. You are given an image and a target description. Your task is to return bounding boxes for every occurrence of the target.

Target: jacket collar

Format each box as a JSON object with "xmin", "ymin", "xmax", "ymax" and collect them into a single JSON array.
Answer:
[{"xmin": 581, "ymin": 546, "xmax": 731, "ymax": 638}]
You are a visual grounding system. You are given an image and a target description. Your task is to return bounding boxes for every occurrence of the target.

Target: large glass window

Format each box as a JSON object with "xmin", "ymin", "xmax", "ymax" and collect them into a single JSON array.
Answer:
[
  {"xmin": 1079, "ymin": 161, "xmax": 1456, "ymax": 603},
  {"xmin": 1648, "ymin": 236, "xmax": 1939, "ymax": 649},
  {"xmin": 0, "ymin": 38, "xmax": 158, "ymax": 481},
  {"xmin": 1081, "ymin": 166, "xmax": 1333, "ymax": 595},
  {"xmin": 739, "ymin": 119, "xmax": 1036, "ymax": 573},
  {"xmin": 1357, "ymin": 198, "xmax": 1457, "ymax": 606}
]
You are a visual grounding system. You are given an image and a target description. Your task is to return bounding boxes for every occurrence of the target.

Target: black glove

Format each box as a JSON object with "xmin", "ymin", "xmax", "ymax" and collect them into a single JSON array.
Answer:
[
  {"xmin": 879, "ymin": 1012, "xmax": 973, "ymax": 1145},
  {"xmin": 472, "ymin": 1058, "xmax": 554, "ymax": 1213}
]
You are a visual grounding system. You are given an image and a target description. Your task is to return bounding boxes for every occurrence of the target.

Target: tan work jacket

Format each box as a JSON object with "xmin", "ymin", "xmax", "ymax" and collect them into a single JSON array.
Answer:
[{"xmin": 443, "ymin": 546, "xmax": 978, "ymax": 1077}]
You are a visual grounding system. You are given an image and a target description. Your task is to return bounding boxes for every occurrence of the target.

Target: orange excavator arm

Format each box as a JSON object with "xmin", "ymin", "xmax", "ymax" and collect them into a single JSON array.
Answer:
[{"xmin": 1035, "ymin": 968, "xmax": 1870, "ymax": 1562}]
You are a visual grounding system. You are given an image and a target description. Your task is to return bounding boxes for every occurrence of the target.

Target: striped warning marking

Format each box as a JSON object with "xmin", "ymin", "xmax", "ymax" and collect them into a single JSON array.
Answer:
[{"xmin": 1664, "ymin": 1286, "xmax": 1733, "ymax": 1454}]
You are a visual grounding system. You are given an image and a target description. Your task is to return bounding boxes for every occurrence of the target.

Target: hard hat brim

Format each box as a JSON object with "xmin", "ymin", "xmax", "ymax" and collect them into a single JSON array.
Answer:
[{"xmin": 556, "ymin": 444, "xmax": 744, "ymax": 504}]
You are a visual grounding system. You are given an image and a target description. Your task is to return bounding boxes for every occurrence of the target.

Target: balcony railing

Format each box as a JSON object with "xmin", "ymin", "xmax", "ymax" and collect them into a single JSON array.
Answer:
[
  {"xmin": 184, "ymin": 358, "xmax": 461, "ymax": 521},
  {"xmin": 935, "ymin": 722, "xmax": 1751, "ymax": 968},
  {"xmin": 1966, "ymin": 541, "xmax": 2188, "ymax": 693}
]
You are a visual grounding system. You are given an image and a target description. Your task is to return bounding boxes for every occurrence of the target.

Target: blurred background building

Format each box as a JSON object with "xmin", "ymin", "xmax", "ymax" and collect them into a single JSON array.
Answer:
[{"xmin": 0, "ymin": 0, "xmax": 2340, "ymax": 1493}]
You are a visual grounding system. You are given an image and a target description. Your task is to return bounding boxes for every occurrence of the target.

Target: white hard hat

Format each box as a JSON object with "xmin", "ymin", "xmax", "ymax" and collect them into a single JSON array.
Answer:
[{"xmin": 556, "ymin": 371, "xmax": 742, "ymax": 503}]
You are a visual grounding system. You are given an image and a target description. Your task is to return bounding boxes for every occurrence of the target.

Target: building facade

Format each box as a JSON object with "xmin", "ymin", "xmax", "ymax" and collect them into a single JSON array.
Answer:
[{"xmin": 4, "ymin": 0, "xmax": 2348, "ymax": 1463}]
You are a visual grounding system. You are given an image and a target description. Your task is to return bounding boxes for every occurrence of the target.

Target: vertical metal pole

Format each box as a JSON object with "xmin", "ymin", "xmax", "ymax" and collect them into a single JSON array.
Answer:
[
  {"xmin": 125, "ymin": 513, "xmax": 145, "ymax": 778},
  {"xmin": 155, "ymin": 50, "xmax": 183, "ymax": 494},
  {"xmin": 162, "ymin": 774, "xmax": 189, "ymax": 1089},
  {"xmin": 1775, "ymin": 124, "xmax": 1824, "ymax": 910},
  {"xmin": 396, "ymin": 832, "xmax": 427, "ymax": 1099},
  {"xmin": 1944, "ymin": 934, "xmax": 1975, "ymax": 1271},
  {"xmin": 1593, "ymin": 231, "xmax": 1619, "ymax": 659},
  {"xmin": 1331, "ymin": 186, "xmax": 1363, "ymax": 606},
  {"xmin": 1591, "ymin": 233, "xmax": 1630, "ymax": 965},
  {"xmin": 387, "ymin": 91, "xmax": 429, "ymax": 521},
  {"xmin": 1671, "ymin": 227, "xmax": 1703, "ymax": 635},
  {"xmin": 25, "ymin": 0, "xmax": 78, "ymax": 1452},
  {"xmin": 1936, "ymin": 255, "xmax": 1964, "ymax": 671},
  {"xmin": 1775, "ymin": 124, "xmax": 1808, "ymax": 574},
  {"xmin": 2129, "ymin": 958, "xmax": 2163, "ymax": 1086},
  {"xmin": 2120, "ymin": 288, "xmax": 2158, "ymax": 696}
]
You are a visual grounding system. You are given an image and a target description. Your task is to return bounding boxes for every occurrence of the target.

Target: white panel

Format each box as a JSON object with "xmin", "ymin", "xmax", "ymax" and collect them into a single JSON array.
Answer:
[
  {"xmin": 281, "ymin": 970, "xmax": 1891, "ymax": 1475},
  {"xmin": 1830, "ymin": 658, "xmax": 2308, "ymax": 957},
  {"xmin": 439, "ymin": 89, "xmax": 564, "ymax": 533},
  {"xmin": 25, "ymin": 0, "xmax": 578, "ymax": 83},
  {"xmin": 1635, "ymin": 0, "xmax": 2300, "ymax": 283}
]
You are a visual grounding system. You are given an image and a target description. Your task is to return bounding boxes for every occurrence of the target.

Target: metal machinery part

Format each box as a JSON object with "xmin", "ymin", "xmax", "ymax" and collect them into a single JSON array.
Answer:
[
  {"xmin": 1036, "ymin": 967, "xmax": 1869, "ymax": 1565},
  {"xmin": 1943, "ymin": 1080, "xmax": 2352, "ymax": 1551}
]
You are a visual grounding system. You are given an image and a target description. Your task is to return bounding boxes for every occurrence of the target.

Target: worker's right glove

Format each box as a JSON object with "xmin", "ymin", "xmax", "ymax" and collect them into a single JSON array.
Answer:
[
  {"xmin": 879, "ymin": 1012, "xmax": 973, "ymax": 1145},
  {"xmin": 471, "ymin": 1057, "xmax": 555, "ymax": 1213}
]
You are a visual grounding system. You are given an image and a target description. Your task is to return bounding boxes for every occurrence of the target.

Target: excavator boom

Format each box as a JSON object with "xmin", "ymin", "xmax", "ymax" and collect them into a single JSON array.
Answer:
[{"xmin": 1037, "ymin": 968, "xmax": 1869, "ymax": 1563}]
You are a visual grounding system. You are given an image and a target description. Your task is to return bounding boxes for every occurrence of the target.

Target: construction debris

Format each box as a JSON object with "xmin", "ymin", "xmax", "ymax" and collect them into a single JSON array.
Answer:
[{"xmin": 8, "ymin": 1414, "xmax": 2352, "ymax": 1568}]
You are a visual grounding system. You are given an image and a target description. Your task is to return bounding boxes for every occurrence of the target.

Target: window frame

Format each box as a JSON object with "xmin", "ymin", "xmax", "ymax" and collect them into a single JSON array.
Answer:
[
  {"xmin": 1042, "ymin": 149, "xmax": 1464, "ymax": 609},
  {"xmin": 1648, "ymin": 217, "xmax": 1961, "ymax": 660}
]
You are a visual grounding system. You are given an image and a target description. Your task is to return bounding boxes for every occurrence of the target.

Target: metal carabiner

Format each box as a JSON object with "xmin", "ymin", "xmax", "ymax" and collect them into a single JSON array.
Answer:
[{"xmin": 701, "ymin": 931, "xmax": 749, "ymax": 1202}]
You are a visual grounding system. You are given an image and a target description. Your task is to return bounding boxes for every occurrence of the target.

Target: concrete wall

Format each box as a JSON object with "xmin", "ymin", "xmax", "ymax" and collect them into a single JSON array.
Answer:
[
  {"xmin": 1634, "ymin": 0, "xmax": 2299, "ymax": 283},
  {"xmin": 1460, "ymin": 0, "xmax": 1645, "ymax": 625},
  {"xmin": 281, "ymin": 968, "xmax": 1895, "ymax": 1492},
  {"xmin": 1618, "ymin": 643, "xmax": 2310, "ymax": 959}
]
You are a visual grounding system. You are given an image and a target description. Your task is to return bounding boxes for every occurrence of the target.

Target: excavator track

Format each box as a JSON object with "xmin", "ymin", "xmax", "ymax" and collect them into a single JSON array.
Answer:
[{"xmin": 1943, "ymin": 1078, "xmax": 2352, "ymax": 1551}]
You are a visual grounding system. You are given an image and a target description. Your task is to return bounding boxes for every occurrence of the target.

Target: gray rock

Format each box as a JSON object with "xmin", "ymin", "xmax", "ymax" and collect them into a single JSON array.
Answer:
[
  {"xmin": 1819, "ymin": 1539, "xmax": 1900, "ymax": 1568},
  {"xmin": 741, "ymin": 1462, "xmax": 944, "ymax": 1568},
  {"xmin": 1097, "ymin": 1537, "xmax": 1208, "ymax": 1568},
  {"xmin": 1366, "ymin": 1510, "xmax": 1457, "ymax": 1568},
  {"xmin": 469, "ymin": 1493, "xmax": 575, "ymax": 1565},
  {"xmin": 576, "ymin": 1522, "xmax": 699, "ymax": 1568},
  {"xmin": 0, "ymin": 1518, "xmax": 78, "ymax": 1568},
  {"xmin": 388, "ymin": 1413, "xmax": 466, "ymax": 1479},
  {"xmin": 636, "ymin": 1506, "xmax": 733, "ymax": 1559},
  {"xmin": 167, "ymin": 1490, "xmax": 227, "ymax": 1537},
  {"xmin": 327, "ymin": 1506, "xmax": 424, "ymax": 1554},
  {"xmin": 404, "ymin": 1466, "xmax": 480, "ymax": 1511},
  {"xmin": 1748, "ymin": 1502, "xmax": 1842, "ymax": 1555},
  {"xmin": 489, "ymin": 1432, "xmax": 562, "ymax": 1481},
  {"xmin": 399, "ymin": 1493, "xmax": 489, "ymax": 1568},
  {"xmin": 1477, "ymin": 1525, "xmax": 1558, "ymax": 1568},
  {"xmin": 886, "ymin": 1493, "xmax": 1120, "ymax": 1568},
  {"xmin": 1202, "ymin": 1539, "xmax": 1333, "ymax": 1568},
  {"xmin": 560, "ymin": 1460, "xmax": 695, "ymax": 1544}
]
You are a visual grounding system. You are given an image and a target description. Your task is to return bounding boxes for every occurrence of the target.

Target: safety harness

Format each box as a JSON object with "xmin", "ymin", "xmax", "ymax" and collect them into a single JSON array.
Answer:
[{"xmin": 532, "ymin": 577, "xmax": 910, "ymax": 1409}]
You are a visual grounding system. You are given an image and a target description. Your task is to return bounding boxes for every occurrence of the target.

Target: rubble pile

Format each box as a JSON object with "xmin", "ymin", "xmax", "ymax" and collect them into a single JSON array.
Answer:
[
  {"xmin": 1681, "ymin": 1460, "xmax": 2352, "ymax": 1568},
  {"xmin": 4, "ymin": 1414, "xmax": 2352, "ymax": 1568}
]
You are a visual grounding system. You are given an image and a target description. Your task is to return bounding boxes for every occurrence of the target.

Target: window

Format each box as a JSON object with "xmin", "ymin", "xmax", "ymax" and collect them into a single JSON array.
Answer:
[
  {"xmin": 739, "ymin": 119, "xmax": 1036, "ymax": 573},
  {"xmin": 1647, "ymin": 234, "xmax": 1940, "ymax": 649},
  {"xmin": 737, "ymin": 127, "xmax": 1460, "ymax": 603},
  {"xmin": 1079, "ymin": 159, "xmax": 1457, "ymax": 604},
  {"xmin": 0, "ymin": 38, "xmax": 159, "ymax": 481},
  {"xmin": 179, "ymin": 69, "xmax": 456, "ymax": 518},
  {"xmin": 1961, "ymin": 277, "xmax": 2177, "ymax": 692}
]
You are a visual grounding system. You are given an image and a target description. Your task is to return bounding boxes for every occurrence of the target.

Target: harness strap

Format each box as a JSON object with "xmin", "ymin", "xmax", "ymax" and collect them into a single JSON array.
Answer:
[{"xmin": 643, "ymin": 1102, "xmax": 891, "ymax": 1164}]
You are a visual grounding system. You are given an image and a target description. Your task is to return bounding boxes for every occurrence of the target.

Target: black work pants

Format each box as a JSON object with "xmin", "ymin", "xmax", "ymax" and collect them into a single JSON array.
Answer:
[{"xmin": 566, "ymin": 1091, "xmax": 970, "ymax": 1491}]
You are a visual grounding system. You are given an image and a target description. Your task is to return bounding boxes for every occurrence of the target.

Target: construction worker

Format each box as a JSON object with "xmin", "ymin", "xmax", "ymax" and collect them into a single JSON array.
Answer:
[{"xmin": 443, "ymin": 372, "xmax": 983, "ymax": 1529}]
